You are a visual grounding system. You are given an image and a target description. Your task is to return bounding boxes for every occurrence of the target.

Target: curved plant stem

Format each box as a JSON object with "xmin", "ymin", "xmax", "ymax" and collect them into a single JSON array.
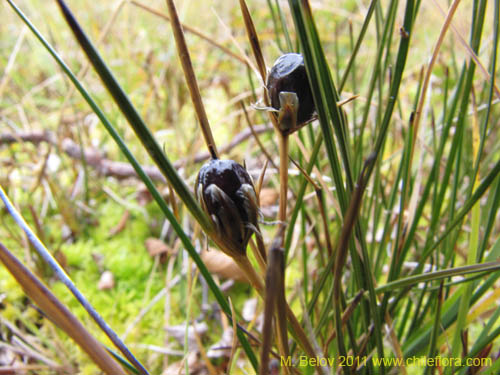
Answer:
[
  {"xmin": 165, "ymin": 0, "xmax": 218, "ymax": 159},
  {"xmin": 278, "ymin": 133, "xmax": 290, "ymax": 231},
  {"xmin": 9, "ymin": 1, "xmax": 258, "ymax": 370},
  {"xmin": 0, "ymin": 243, "xmax": 126, "ymax": 375},
  {"xmin": 131, "ymin": 1, "xmax": 248, "ymax": 65},
  {"xmin": 276, "ymin": 133, "xmax": 291, "ymax": 372},
  {"xmin": 0, "ymin": 184, "xmax": 144, "ymax": 375},
  {"xmin": 233, "ymin": 254, "xmax": 319, "ymax": 371}
]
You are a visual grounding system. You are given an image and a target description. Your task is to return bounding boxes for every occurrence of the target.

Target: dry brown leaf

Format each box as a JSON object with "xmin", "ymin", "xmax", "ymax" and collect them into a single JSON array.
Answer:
[
  {"xmin": 145, "ymin": 238, "xmax": 171, "ymax": 257},
  {"xmin": 201, "ymin": 249, "xmax": 249, "ymax": 283},
  {"xmin": 259, "ymin": 188, "xmax": 278, "ymax": 207}
]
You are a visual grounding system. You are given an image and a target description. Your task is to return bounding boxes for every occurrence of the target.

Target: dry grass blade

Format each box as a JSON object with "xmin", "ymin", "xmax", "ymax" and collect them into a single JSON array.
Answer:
[
  {"xmin": 260, "ymin": 227, "xmax": 289, "ymax": 375},
  {"xmin": 272, "ymin": 233, "xmax": 289, "ymax": 371},
  {"xmin": 164, "ymin": 0, "xmax": 218, "ymax": 159},
  {"xmin": 337, "ymin": 94, "xmax": 359, "ymax": 107},
  {"xmin": 411, "ymin": 0, "xmax": 461, "ymax": 163},
  {"xmin": 260, "ymin": 240, "xmax": 278, "ymax": 375},
  {"xmin": 323, "ymin": 290, "xmax": 364, "ymax": 352},
  {"xmin": 227, "ymin": 298, "xmax": 238, "ymax": 375},
  {"xmin": 255, "ymin": 159, "xmax": 269, "ymax": 199},
  {"xmin": 0, "ymin": 25, "xmax": 26, "ymax": 97},
  {"xmin": 0, "ymin": 243, "xmax": 126, "ymax": 375},
  {"xmin": 131, "ymin": 1, "xmax": 248, "ymax": 65},
  {"xmin": 239, "ymin": 0, "xmax": 267, "ymax": 84},
  {"xmin": 277, "ymin": 133, "xmax": 289, "ymax": 227},
  {"xmin": 431, "ymin": 0, "xmax": 500, "ymax": 100},
  {"xmin": 290, "ymin": 157, "xmax": 334, "ymax": 257},
  {"xmin": 241, "ymin": 102, "xmax": 276, "ymax": 170},
  {"xmin": 333, "ymin": 152, "xmax": 376, "ymax": 301}
]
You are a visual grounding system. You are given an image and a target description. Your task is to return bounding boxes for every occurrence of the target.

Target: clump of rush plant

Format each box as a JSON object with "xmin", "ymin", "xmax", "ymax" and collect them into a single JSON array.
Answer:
[{"xmin": 1, "ymin": 0, "xmax": 500, "ymax": 374}]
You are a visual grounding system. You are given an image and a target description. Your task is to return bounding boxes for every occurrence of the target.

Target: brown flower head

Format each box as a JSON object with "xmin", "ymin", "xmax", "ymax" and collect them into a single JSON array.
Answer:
[
  {"xmin": 266, "ymin": 53, "xmax": 315, "ymax": 134},
  {"xmin": 196, "ymin": 159, "xmax": 259, "ymax": 255}
]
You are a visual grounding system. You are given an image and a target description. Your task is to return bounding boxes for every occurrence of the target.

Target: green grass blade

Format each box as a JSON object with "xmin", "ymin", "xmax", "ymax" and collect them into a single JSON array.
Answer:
[
  {"xmin": 288, "ymin": 0, "xmax": 348, "ymax": 213},
  {"xmin": 375, "ymin": 261, "xmax": 500, "ymax": 294},
  {"xmin": 338, "ymin": 0, "xmax": 377, "ymax": 93},
  {"xmin": 7, "ymin": 1, "xmax": 258, "ymax": 369},
  {"xmin": 423, "ymin": 282, "xmax": 443, "ymax": 375},
  {"xmin": 402, "ymin": 234, "xmax": 500, "ymax": 357},
  {"xmin": 54, "ymin": 0, "xmax": 212, "ymax": 233},
  {"xmin": 424, "ymin": 157, "xmax": 500, "ymax": 259}
]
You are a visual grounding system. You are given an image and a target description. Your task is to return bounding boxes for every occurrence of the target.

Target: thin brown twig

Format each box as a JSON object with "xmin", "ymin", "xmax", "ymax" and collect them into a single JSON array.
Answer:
[
  {"xmin": 239, "ymin": 0, "xmax": 267, "ymax": 82},
  {"xmin": 131, "ymin": 1, "xmax": 248, "ymax": 65},
  {"xmin": 411, "ymin": 0, "xmax": 462, "ymax": 164},
  {"xmin": 0, "ymin": 125, "xmax": 273, "ymax": 181},
  {"xmin": 226, "ymin": 298, "xmax": 238, "ymax": 375},
  {"xmin": 289, "ymin": 158, "xmax": 334, "ymax": 257},
  {"xmin": 277, "ymin": 133, "xmax": 289, "ymax": 228},
  {"xmin": 240, "ymin": 102, "xmax": 278, "ymax": 170},
  {"xmin": 431, "ymin": 0, "xmax": 500, "ymax": 100},
  {"xmin": 165, "ymin": 0, "xmax": 218, "ymax": 159}
]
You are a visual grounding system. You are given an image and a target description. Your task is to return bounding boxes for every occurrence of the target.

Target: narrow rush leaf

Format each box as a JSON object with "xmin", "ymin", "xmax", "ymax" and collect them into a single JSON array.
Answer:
[
  {"xmin": 275, "ymin": 0, "xmax": 294, "ymax": 52},
  {"xmin": 364, "ymin": 0, "xmax": 415, "ymax": 183},
  {"xmin": 410, "ymin": 0, "xmax": 461, "ymax": 165},
  {"xmin": 356, "ymin": 0, "xmax": 398, "ymax": 177},
  {"xmin": 333, "ymin": 153, "xmax": 376, "ymax": 372},
  {"xmin": 424, "ymin": 157, "xmax": 500, "ymax": 258},
  {"xmin": 288, "ymin": 0, "xmax": 348, "ymax": 214},
  {"xmin": 424, "ymin": 282, "xmax": 443, "ymax": 375},
  {"xmin": 374, "ymin": 261, "xmax": 500, "ymax": 294},
  {"xmin": 266, "ymin": 0, "xmax": 284, "ymax": 51},
  {"xmin": 338, "ymin": 0, "xmax": 378, "ymax": 93},
  {"xmin": 7, "ymin": 1, "xmax": 258, "ymax": 369},
  {"xmin": 0, "ymin": 183, "xmax": 148, "ymax": 375},
  {"xmin": 0, "ymin": 242, "xmax": 126, "ymax": 375},
  {"xmin": 53, "ymin": 0, "xmax": 212, "ymax": 232}
]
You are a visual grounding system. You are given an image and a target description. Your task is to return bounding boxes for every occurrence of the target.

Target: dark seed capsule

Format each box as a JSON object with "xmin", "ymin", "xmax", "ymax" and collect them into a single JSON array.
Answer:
[
  {"xmin": 196, "ymin": 159, "xmax": 259, "ymax": 254},
  {"xmin": 267, "ymin": 53, "xmax": 315, "ymax": 131}
]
